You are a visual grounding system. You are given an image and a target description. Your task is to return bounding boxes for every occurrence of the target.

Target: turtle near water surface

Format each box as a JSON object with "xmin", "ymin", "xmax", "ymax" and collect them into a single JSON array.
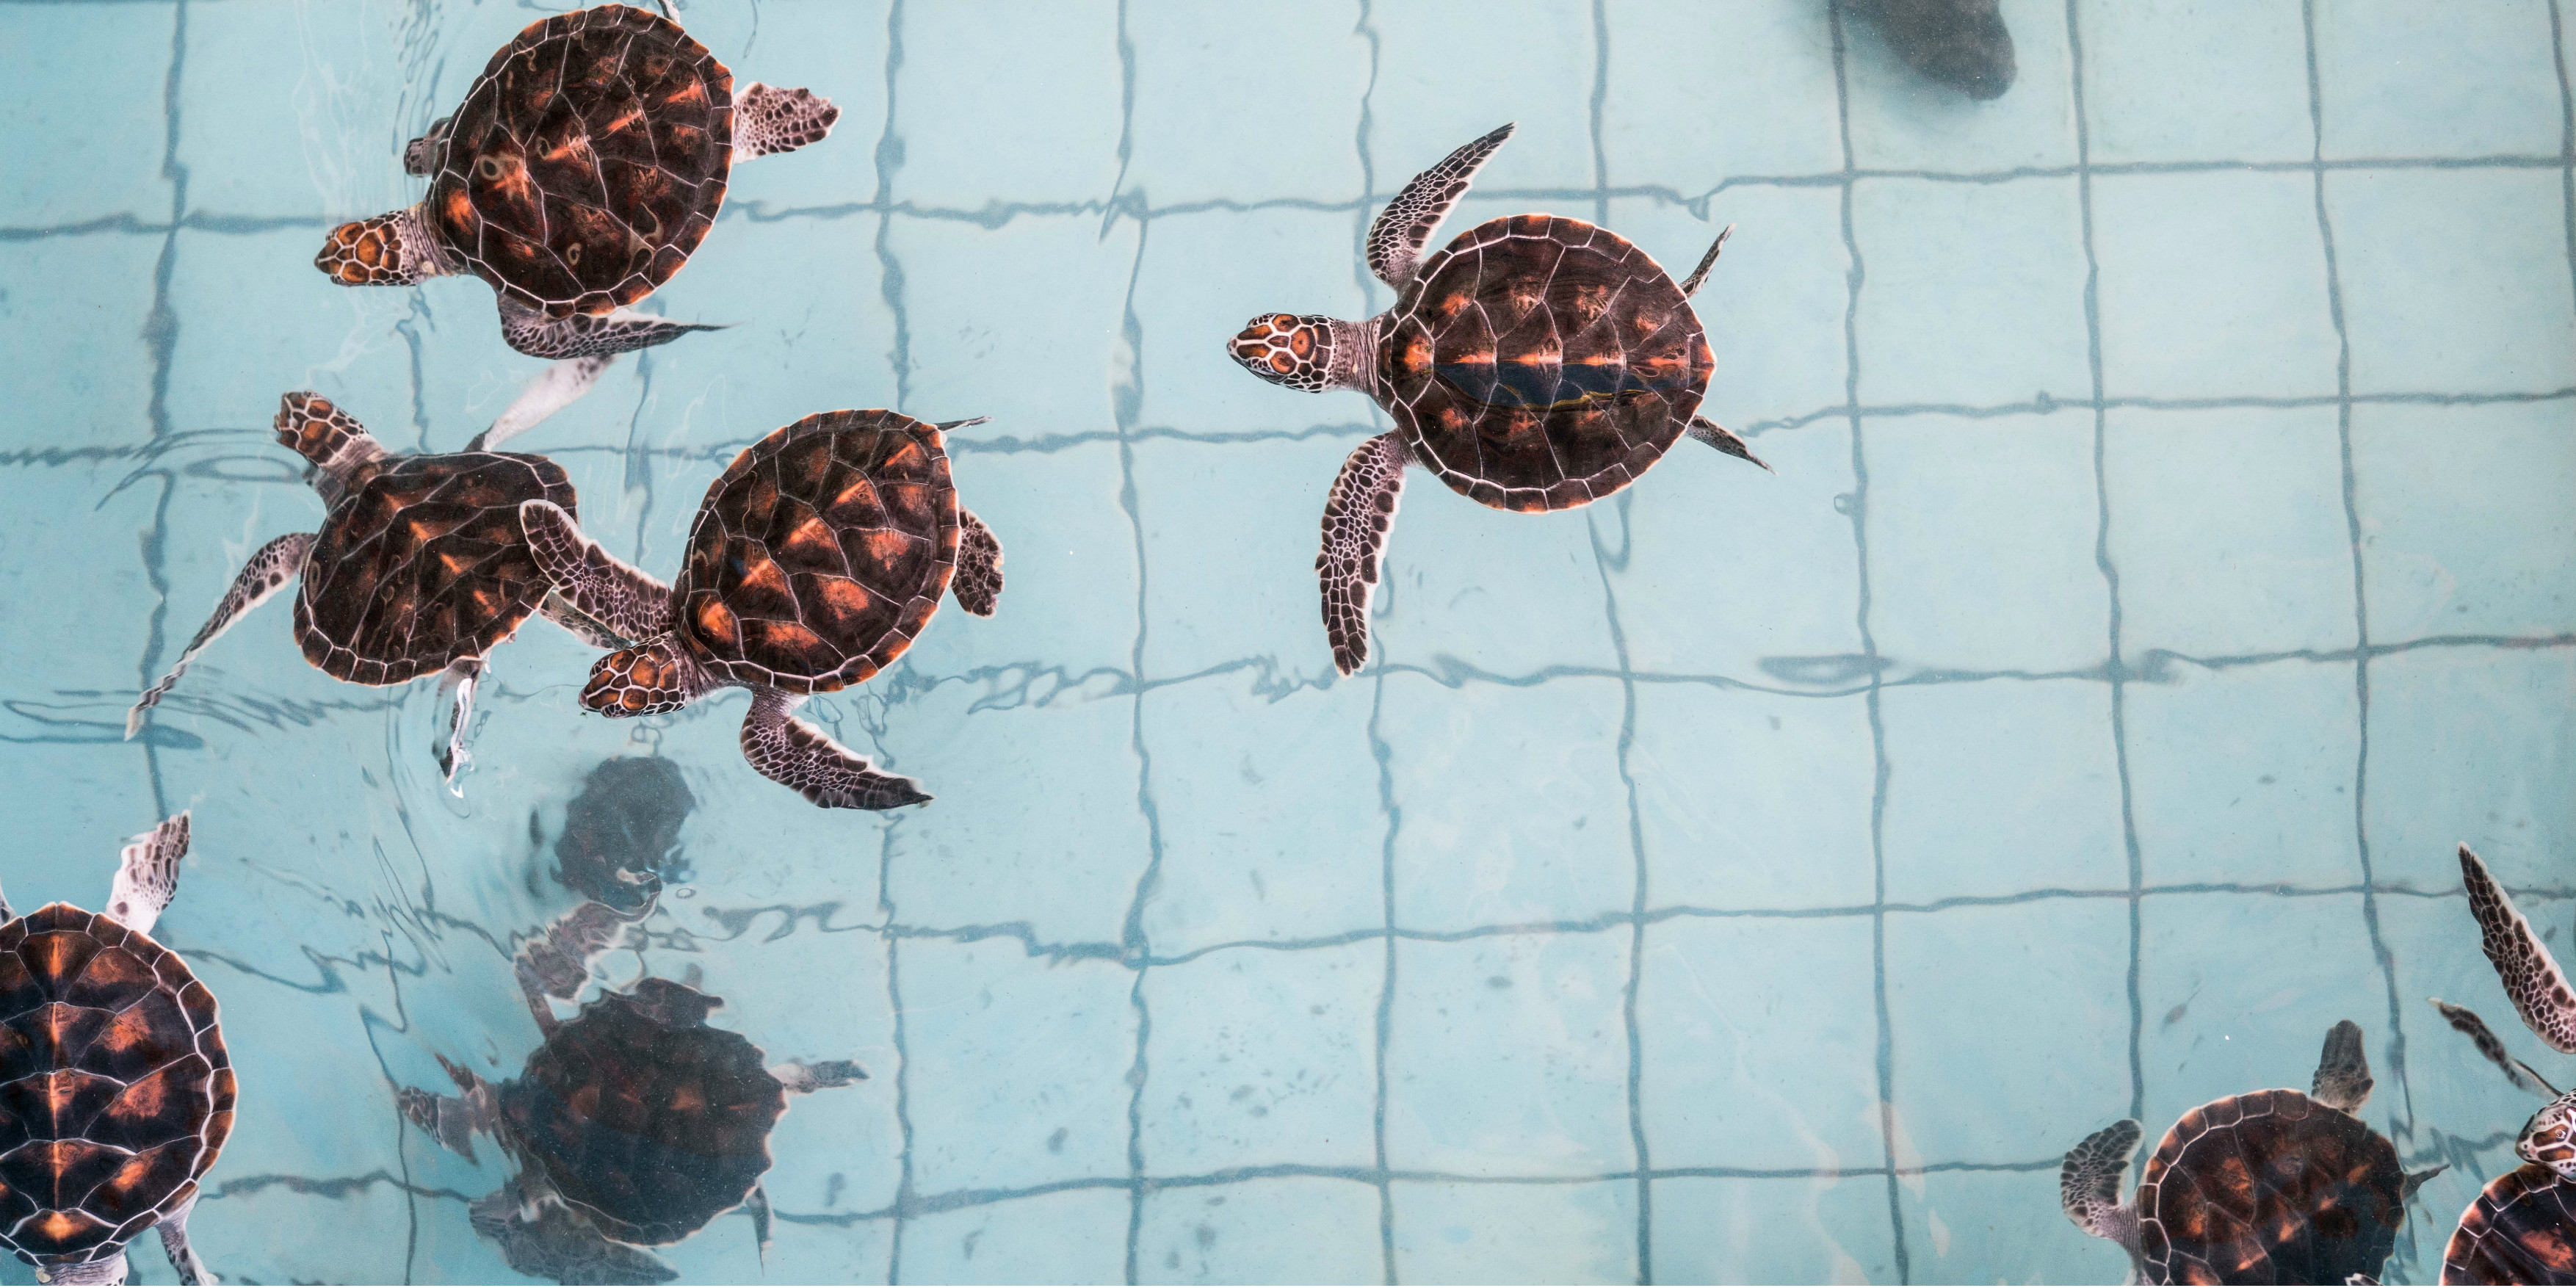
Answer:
[
  {"xmin": 2061, "ymin": 1019, "xmax": 2444, "ymax": 1284},
  {"xmin": 519, "ymin": 409, "xmax": 1004, "ymax": 810},
  {"xmin": 0, "ymin": 815, "xmax": 230, "ymax": 1286},
  {"xmin": 1226, "ymin": 123, "xmax": 1771, "ymax": 676}
]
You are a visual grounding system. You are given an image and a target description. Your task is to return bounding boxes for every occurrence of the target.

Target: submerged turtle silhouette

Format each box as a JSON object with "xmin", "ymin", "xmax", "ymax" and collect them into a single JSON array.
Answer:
[
  {"xmin": 548, "ymin": 757, "xmax": 697, "ymax": 910},
  {"xmin": 0, "ymin": 815, "xmax": 231, "ymax": 1286},
  {"xmin": 1226, "ymin": 124, "xmax": 1770, "ymax": 675},
  {"xmin": 1843, "ymin": 0, "xmax": 2017, "ymax": 100}
]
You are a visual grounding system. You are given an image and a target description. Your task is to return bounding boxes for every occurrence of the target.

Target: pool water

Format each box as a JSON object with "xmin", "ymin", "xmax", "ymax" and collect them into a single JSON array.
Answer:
[{"xmin": 1, "ymin": 0, "xmax": 2572, "ymax": 1282}]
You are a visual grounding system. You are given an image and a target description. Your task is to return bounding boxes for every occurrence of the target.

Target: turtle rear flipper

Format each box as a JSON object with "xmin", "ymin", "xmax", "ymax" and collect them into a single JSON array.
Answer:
[
  {"xmin": 1688, "ymin": 416, "xmax": 1773, "ymax": 472},
  {"xmin": 1318, "ymin": 433, "xmax": 1409, "ymax": 676},
  {"xmin": 128, "ymin": 532, "xmax": 315, "ymax": 739},
  {"xmin": 2315, "ymin": 1019, "xmax": 2376, "ymax": 1112},
  {"xmin": 740, "ymin": 692, "xmax": 930, "ymax": 811},
  {"xmin": 499, "ymin": 299, "xmax": 720, "ymax": 362},
  {"xmin": 771, "ymin": 1059, "xmax": 868, "ymax": 1093},
  {"xmin": 2062, "ymin": 1118, "xmax": 2142, "ymax": 1248},
  {"xmin": 2461, "ymin": 844, "xmax": 2576, "ymax": 1054},
  {"xmin": 733, "ymin": 83, "xmax": 840, "ymax": 160},
  {"xmin": 107, "ymin": 811, "xmax": 190, "ymax": 936}
]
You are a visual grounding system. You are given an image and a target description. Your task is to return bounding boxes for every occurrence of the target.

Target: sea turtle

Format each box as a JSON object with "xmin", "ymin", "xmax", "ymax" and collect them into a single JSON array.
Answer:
[
  {"xmin": 1843, "ymin": 0, "xmax": 2017, "ymax": 101},
  {"xmin": 126, "ymin": 392, "xmax": 601, "ymax": 786},
  {"xmin": 2423, "ymin": 844, "xmax": 2576, "ymax": 1283},
  {"xmin": 2061, "ymin": 1020, "xmax": 2445, "ymax": 1284},
  {"xmin": 0, "ymin": 814, "xmax": 231, "ymax": 1286},
  {"xmin": 547, "ymin": 757, "xmax": 697, "ymax": 911},
  {"xmin": 399, "ymin": 898, "xmax": 861, "ymax": 1282},
  {"xmin": 517, "ymin": 409, "xmax": 1004, "ymax": 809},
  {"xmin": 315, "ymin": 3, "xmax": 839, "ymax": 416},
  {"xmin": 1224, "ymin": 123, "xmax": 1771, "ymax": 675}
]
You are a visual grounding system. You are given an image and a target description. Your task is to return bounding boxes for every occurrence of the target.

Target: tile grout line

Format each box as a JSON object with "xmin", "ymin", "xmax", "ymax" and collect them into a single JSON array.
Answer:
[
  {"xmin": 869, "ymin": 3, "xmax": 913, "ymax": 1280},
  {"xmin": 136, "ymin": 0, "xmax": 194, "ymax": 822},
  {"xmin": 2555, "ymin": 0, "xmax": 2576, "ymax": 315}
]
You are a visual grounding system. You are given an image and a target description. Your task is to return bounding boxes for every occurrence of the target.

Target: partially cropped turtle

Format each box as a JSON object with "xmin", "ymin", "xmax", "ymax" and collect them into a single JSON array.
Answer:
[
  {"xmin": 127, "ymin": 393, "xmax": 604, "ymax": 784},
  {"xmin": 1226, "ymin": 124, "xmax": 1770, "ymax": 675},
  {"xmin": 2424, "ymin": 844, "xmax": 2576, "ymax": 1284},
  {"xmin": 518, "ymin": 409, "xmax": 1003, "ymax": 809},
  {"xmin": 1843, "ymin": 0, "xmax": 2017, "ymax": 101},
  {"xmin": 399, "ymin": 897, "xmax": 862, "ymax": 1283},
  {"xmin": 316, "ymin": 4, "xmax": 836, "ymax": 372},
  {"xmin": 2061, "ymin": 1020, "xmax": 2444, "ymax": 1284},
  {"xmin": 0, "ymin": 814, "xmax": 231, "ymax": 1286}
]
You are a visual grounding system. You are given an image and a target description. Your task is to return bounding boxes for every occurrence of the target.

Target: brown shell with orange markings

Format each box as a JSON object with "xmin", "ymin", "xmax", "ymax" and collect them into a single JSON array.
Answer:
[
  {"xmin": 670, "ymin": 410, "xmax": 960, "ymax": 694},
  {"xmin": 499, "ymin": 978, "xmax": 783, "ymax": 1247},
  {"xmin": 1375, "ymin": 214, "xmax": 1715, "ymax": 513},
  {"xmin": 2442, "ymin": 1162, "xmax": 2576, "ymax": 1284},
  {"xmin": 297, "ymin": 451, "xmax": 578, "ymax": 685},
  {"xmin": 427, "ymin": 4, "xmax": 731, "ymax": 319},
  {"xmin": 0, "ymin": 904, "xmax": 234, "ymax": 1273},
  {"xmin": 2132, "ymin": 1088, "xmax": 2412, "ymax": 1285}
]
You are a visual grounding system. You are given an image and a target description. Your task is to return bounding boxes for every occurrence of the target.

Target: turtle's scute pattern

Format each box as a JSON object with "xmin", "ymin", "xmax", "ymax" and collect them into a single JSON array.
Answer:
[
  {"xmin": 0, "ymin": 905, "xmax": 234, "ymax": 1270},
  {"xmin": 501, "ymin": 982, "xmax": 784, "ymax": 1247},
  {"xmin": 2444, "ymin": 1162, "xmax": 2576, "ymax": 1284},
  {"xmin": 2132, "ymin": 1088, "xmax": 2409, "ymax": 1285},
  {"xmin": 674, "ymin": 410, "xmax": 961, "ymax": 693},
  {"xmin": 295, "ymin": 452, "xmax": 578, "ymax": 685},
  {"xmin": 429, "ymin": 4, "xmax": 732, "ymax": 319},
  {"xmin": 1378, "ymin": 214, "xmax": 1714, "ymax": 513}
]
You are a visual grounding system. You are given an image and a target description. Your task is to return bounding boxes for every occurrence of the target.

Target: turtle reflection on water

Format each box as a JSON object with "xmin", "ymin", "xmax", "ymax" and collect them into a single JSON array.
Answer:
[
  {"xmin": 548, "ymin": 757, "xmax": 698, "ymax": 911},
  {"xmin": 399, "ymin": 900, "xmax": 861, "ymax": 1282}
]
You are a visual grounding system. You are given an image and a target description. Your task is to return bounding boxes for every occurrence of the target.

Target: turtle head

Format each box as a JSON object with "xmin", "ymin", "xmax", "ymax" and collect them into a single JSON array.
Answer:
[
  {"xmin": 317, "ymin": 206, "xmax": 451, "ymax": 287},
  {"xmin": 402, "ymin": 115, "xmax": 453, "ymax": 176},
  {"xmin": 2517, "ymin": 1091, "xmax": 2576, "ymax": 1180},
  {"xmin": 581, "ymin": 638, "xmax": 698, "ymax": 717},
  {"xmin": 1230, "ymin": 313, "xmax": 1357, "ymax": 394}
]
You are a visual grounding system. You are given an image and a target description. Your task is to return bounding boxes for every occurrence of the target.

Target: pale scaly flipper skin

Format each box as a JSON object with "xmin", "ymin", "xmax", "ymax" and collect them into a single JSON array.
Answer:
[
  {"xmin": 37, "ymin": 1251, "xmax": 129, "ymax": 1284},
  {"xmin": 398, "ymin": 1053, "xmax": 499, "ymax": 1167},
  {"xmin": 1366, "ymin": 123, "xmax": 1513, "ymax": 290},
  {"xmin": 106, "ymin": 811, "xmax": 191, "ymax": 936},
  {"xmin": 472, "ymin": 355, "xmax": 617, "ymax": 452},
  {"xmin": 1672, "ymin": 225, "xmax": 1775, "ymax": 474},
  {"xmin": 2431, "ymin": 997, "xmax": 2561, "ymax": 1096},
  {"xmin": 1317, "ymin": 433, "xmax": 1408, "ymax": 676},
  {"xmin": 156, "ymin": 1196, "xmax": 211, "ymax": 1286},
  {"xmin": 499, "ymin": 299, "xmax": 720, "ymax": 362},
  {"xmin": 1679, "ymin": 222, "xmax": 1734, "ymax": 299},
  {"xmin": 2312, "ymin": 1018, "xmax": 2376, "ymax": 1112},
  {"xmin": 519, "ymin": 501, "xmax": 676, "ymax": 644},
  {"xmin": 435, "ymin": 659, "xmax": 482, "ymax": 792},
  {"xmin": 952, "ymin": 508, "xmax": 1004, "ymax": 618},
  {"xmin": 742, "ymin": 691, "xmax": 930, "ymax": 810},
  {"xmin": 2461, "ymin": 844, "xmax": 2576, "ymax": 1053},
  {"xmin": 770, "ymin": 1059, "xmax": 867, "ymax": 1095},
  {"xmin": 2060, "ymin": 1118, "xmax": 2142, "ymax": 1251},
  {"xmin": 732, "ymin": 83, "xmax": 841, "ymax": 159},
  {"xmin": 515, "ymin": 895, "xmax": 661, "ymax": 1038},
  {"xmin": 471, "ymin": 1181, "xmax": 678, "ymax": 1286},
  {"xmin": 127, "ymin": 532, "xmax": 314, "ymax": 737}
]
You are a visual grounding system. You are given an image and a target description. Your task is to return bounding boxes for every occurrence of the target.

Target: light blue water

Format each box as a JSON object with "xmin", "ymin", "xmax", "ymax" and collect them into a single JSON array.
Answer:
[{"xmin": 1, "ymin": 0, "xmax": 2573, "ymax": 1282}]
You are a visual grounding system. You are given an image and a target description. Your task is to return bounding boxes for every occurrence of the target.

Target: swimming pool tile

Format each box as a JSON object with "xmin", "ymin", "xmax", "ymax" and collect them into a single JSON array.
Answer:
[
  {"xmin": 1383, "ymin": 932, "xmax": 1633, "ymax": 1179},
  {"xmin": 1886, "ymin": 898, "xmax": 2130, "ymax": 1162},
  {"xmin": 2315, "ymin": 0, "xmax": 2567, "ymax": 159},
  {"xmin": 0, "ymin": 234, "xmax": 165, "ymax": 447},
  {"xmin": 176, "ymin": 1, "xmax": 402, "ymax": 221},
  {"xmin": 897, "ymin": 936, "xmax": 1139, "ymax": 1197},
  {"xmin": 1637, "ymin": 915, "xmax": 1881, "ymax": 1171},
  {"xmin": 2328, "ymin": 168, "xmax": 2576, "ymax": 397},
  {"xmin": 1601, "ymin": 3, "xmax": 1843, "ymax": 184},
  {"xmin": 2125, "ymin": 658, "xmax": 2363, "ymax": 889},
  {"xmin": 1897, "ymin": 1165, "xmax": 2128, "ymax": 1284},
  {"xmin": 907, "ymin": 440, "xmax": 1141, "ymax": 681},
  {"xmin": 1121, "ymin": 0, "xmax": 1369, "ymax": 207},
  {"xmin": 2074, "ymin": 0, "xmax": 2313, "ymax": 164},
  {"xmin": 896, "ymin": 1187, "xmax": 1131, "ymax": 1284},
  {"xmin": 1130, "ymin": 433, "xmax": 1366, "ymax": 684},
  {"xmin": 1381, "ymin": 674, "xmax": 1634, "ymax": 933},
  {"xmin": 1138, "ymin": 941, "xmax": 1378, "ymax": 1174},
  {"xmin": 1137, "ymin": 1178, "xmax": 1385, "ymax": 1284},
  {"xmin": 1137, "ymin": 676, "xmax": 1384, "ymax": 957},
  {"xmin": 1361, "ymin": 15, "xmax": 1595, "ymax": 198},
  {"xmin": 1390, "ymin": 1178, "xmax": 1639, "ymax": 1284},
  {"xmin": 1862, "ymin": 411, "xmax": 2109, "ymax": 677},
  {"xmin": 1844, "ymin": 0, "xmax": 2079, "ymax": 173},
  {"xmin": 1632, "ymin": 687, "xmax": 1878, "ymax": 913},
  {"xmin": 1851, "ymin": 178, "xmax": 2092, "ymax": 408},
  {"xmin": 2353, "ymin": 399, "xmax": 2576, "ymax": 642},
  {"xmin": 2136, "ymin": 891, "xmax": 2385, "ymax": 1113},
  {"xmin": 1880, "ymin": 678, "xmax": 2127, "ymax": 903},
  {"xmin": 687, "ymin": 0, "xmax": 893, "ymax": 214},
  {"xmin": 2360, "ymin": 645, "xmax": 2576, "ymax": 891},
  {"xmin": 1651, "ymin": 1175, "xmax": 1898, "ymax": 1284},
  {"xmin": 883, "ymin": 212, "xmax": 1140, "ymax": 436},
  {"xmin": 2105, "ymin": 405, "xmax": 2356, "ymax": 659},
  {"xmin": 1370, "ymin": 499, "xmax": 1623, "ymax": 680},
  {"xmin": 2093, "ymin": 170, "xmax": 2337, "ymax": 401},
  {"xmin": 887, "ymin": 0, "xmax": 1124, "ymax": 211},
  {"xmin": 664, "ymin": 1216, "xmax": 893, "ymax": 1287},
  {"xmin": 0, "ymin": 3, "xmax": 175, "ymax": 228},
  {"xmin": 1128, "ymin": 206, "xmax": 1379, "ymax": 442}
]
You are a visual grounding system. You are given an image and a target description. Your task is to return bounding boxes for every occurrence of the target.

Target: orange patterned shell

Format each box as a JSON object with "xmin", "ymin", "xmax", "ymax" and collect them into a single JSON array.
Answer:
[
  {"xmin": 2442, "ymin": 1162, "xmax": 2576, "ymax": 1284},
  {"xmin": 2132, "ymin": 1088, "xmax": 2411, "ymax": 1285},
  {"xmin": 0, "ymin": 905, "xmax": 234, "ymax": 1270},
  {"xmin": 1378, "ymin": 214, "xmax": 1714, "ymax": 513},
  {"xmin": 427, "ymin": 4, "xmax": 733, "ymax": 318},
  {"xmin": 674, "ymin": 410, "xmax": 961, "ymax": 694}
]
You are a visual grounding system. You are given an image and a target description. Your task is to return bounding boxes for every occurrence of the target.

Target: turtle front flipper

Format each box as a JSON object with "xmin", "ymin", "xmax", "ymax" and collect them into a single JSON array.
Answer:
[
  {"xmin": 471, "ymin": 355, "xmax": 616, "ymax": 452},
  {"xmin": 2461, "ymin": 844, "xmax": 2576, "ymax": 1053},
  {"xmin": 1367, "ymin": 123, "xmax": 1513, "ymax": 291},
  {"xmin": 740, "ymin": 691, "xmax": 930, "ymax": 810},
  {"xmin": 1318, "ymin": 433, "xmax": 1408, "ymax": 676},
  {"xmin": 2313, "ymin": 1019, "xmax": 2376, "ymax": 1112},
  {"xmin": 471, "ymin": 1182, "xmax": 677, "ymax": 1286},
  {"xmin": 2061, "ymin": 1118, "xmax": 2142, "ymax": 1249},
  {"xmin": 519, "ymin": 501, "xmax": 676, "ymax": 643},
  {"xmin": 499, "ymin": 299, "xmax": 720, "ymax": 361},
  {"xmin": 316, "ymin": 204, "xmax": 455, "ymax": 286},
  {"xmin": 2431, "ymin": 997, "xmax": 2562, "ymax": 1095},
  {"xmin": 733, "ymin": 82, "xmax": 841, "ymax": 160},
  {"xmin": 515, "ymin": 897, "xmax": 659, "ymax": 1038},
  {"xmin": 155, "ymin": 1195, "xmax": 210, "ymax": 1286},
  {"xmin": 106, "ymin": 811, "xmax": 191, "ymax": 936},
  {"xmin": 952, "ymin": 508, "xmax": 1003, "ymax": 618},
  {"xmin": 128, "ymin": 532, "xmax": 316, "ymax": 739}
]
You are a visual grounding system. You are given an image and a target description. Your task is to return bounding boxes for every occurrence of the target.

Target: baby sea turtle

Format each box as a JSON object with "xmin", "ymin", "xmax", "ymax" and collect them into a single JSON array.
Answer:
[
  {"xmin": 126, "ymin": 392, "xmax": 598, "ymax": 786},
  {"xmin": 316, "ymin": 4, "xmax": 837, "ymax": 370},
  {"xmin": 2423, "ymin": 844, "xmax": 2576, "ymax": 1283},
  {"xmin": 549, "ymin": 757, "xmax": 697, "ymax": 911},
  {"xmin": 1844, "ymin": 0, "xmax": 2018, "ymax": 101},
  {"xmin": 399, "ymin": 900, "xmax": 861, "ymax": 1282},
  {"xmin": 0, "ymin": 814, "xmax": 230, "ymax": 1286},
  {"xmin": 2061, "ymin": 1020, "xmax": 2443, "ymax": 1284},
  {"xmin": 1225, "ymin": 124, "xmax": 1770, "ymax": 675},
  {"xmin": 519, "ymin": 409, "xmax": 1003, "ymax": 809}
]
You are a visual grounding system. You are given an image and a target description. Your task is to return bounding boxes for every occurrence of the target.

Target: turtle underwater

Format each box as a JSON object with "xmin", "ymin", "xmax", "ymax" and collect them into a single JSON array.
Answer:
[
  {"xmin": 2061, "ymin": 1020, "xmax": 2444, "ymax": 1284},
  {"xmin": 0, "ymin": 814, "xmax": 231, "ymax": 1286},
  {"xmin": 1225, "ymin": 124, "xmax": 1772, "ymax": 676},
  {"xmin": 518, "ymin": 409, "xmax": 1004, "ymax": 810},
  {"xmin": 399, "ymin": 897, "xmax": 861, "ymax": 1282},
  {"xmin": 547, "ymin": 756, "xmax": 698, "ymax": 911},
  {"xmin": 314, "ymin": 3, "xmax": 839, "ymax": 413},
  {"xmin": 1842, "ymin": 0, "xmax": 2017, "ymax": 101},
  {"xmin": 2423, "ymin": 844, "xmax": 2576, "ymax": 1284},
  {"xmin": 126, "ymin": 392, "xmax": 605, "ymax": 786}
]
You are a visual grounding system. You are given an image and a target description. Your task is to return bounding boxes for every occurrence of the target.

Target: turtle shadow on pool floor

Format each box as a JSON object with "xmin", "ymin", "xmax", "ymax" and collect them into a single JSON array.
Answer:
[{"xmin": 535, "ymin": 755, "xmax": 700, "ymax": 913}]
